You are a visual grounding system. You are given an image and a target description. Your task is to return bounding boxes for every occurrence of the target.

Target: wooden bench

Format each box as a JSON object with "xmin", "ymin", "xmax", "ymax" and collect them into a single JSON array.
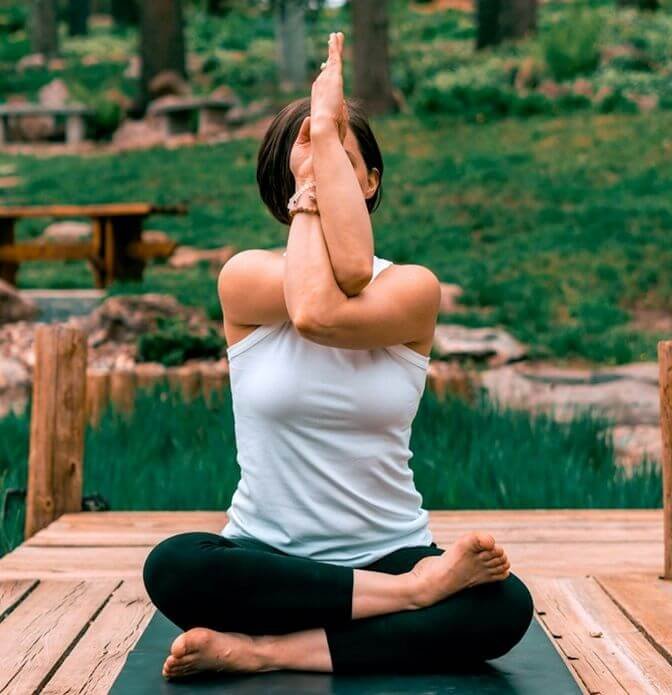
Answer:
[
  {"xmin": 0, "ymin": 203, "xmax": 186, "ymax": 288},
  {"xmin": 0, "ymin": 103, "xmax": 93, "ymax": 145},
  {"xmin": 147, "ymin": 96, "xmax": 238, "ymax": 137}
]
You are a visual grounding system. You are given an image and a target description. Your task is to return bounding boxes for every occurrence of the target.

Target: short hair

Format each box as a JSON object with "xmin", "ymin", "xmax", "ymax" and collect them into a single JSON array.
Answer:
[{"xmin": 256, "ymin": 96, "xmax": 384, "ymax": 226}]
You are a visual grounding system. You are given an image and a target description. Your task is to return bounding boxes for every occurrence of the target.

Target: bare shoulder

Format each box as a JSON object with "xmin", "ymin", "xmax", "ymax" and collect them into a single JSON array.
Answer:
[
  {"xmin": 376, "ymin": 263, "xmax": 441, "ymax": 311},
  {"xmin": 217, "ymin": 248, "xmax": 284, "ymax": 303}
]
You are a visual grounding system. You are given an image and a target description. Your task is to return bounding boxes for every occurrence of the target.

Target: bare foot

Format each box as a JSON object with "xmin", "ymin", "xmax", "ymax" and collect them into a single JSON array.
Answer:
[
  {"xmin": 162, "ymin": 627, "xmax": 275, "ymax": 679},
  {"xmin": 408, "ymin": 532, "xmax": 510, "ymax": 608}
]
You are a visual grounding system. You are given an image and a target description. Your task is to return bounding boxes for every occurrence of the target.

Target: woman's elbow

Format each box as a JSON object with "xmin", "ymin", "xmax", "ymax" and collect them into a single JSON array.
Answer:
[{"xmin": 335, "ymin": 263, "xmax": 373, "ymax": 297}]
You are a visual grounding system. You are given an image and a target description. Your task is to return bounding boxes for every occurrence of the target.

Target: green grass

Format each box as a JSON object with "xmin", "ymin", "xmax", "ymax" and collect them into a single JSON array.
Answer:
[
  {"xmin": 2, "ymin": 109, "xmax": 671, "ymax": 363},
  {"xmin": 0, "ymin": 388, "xmax": 660, "ymax": 557}
]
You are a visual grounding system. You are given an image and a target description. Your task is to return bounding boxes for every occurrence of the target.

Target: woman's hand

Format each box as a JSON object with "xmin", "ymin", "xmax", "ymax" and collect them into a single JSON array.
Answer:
[
  {"xmin": 311, "ymin": 32, "xmax": 348, "ymax": 141},
  {"xmin": 289, "ymin": 115, "xmax": 314, "ymax": 188}
]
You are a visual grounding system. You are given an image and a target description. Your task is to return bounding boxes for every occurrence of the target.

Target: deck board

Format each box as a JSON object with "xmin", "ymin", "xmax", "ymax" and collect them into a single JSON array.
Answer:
[{"xmin": 0, "ymin": 509, "xmax": 670, "ymax": 693}]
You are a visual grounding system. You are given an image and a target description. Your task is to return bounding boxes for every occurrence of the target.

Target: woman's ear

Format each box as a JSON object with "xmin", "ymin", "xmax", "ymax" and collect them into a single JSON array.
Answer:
[{"xmin": 365, "ymin": 167, "xmax": 380, "ymax": 199}]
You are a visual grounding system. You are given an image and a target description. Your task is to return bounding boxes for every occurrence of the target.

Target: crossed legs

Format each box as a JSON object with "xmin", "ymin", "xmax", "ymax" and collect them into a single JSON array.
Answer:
[{"xmin": 143, "ymin": 531, "xmax": 533, "ymax": 678}]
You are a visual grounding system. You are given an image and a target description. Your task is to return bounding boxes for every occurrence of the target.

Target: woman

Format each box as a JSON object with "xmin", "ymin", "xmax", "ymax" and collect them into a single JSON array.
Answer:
[{"xmin": 143, "ymin": 31, "xmax": 533, "ymax": 679}]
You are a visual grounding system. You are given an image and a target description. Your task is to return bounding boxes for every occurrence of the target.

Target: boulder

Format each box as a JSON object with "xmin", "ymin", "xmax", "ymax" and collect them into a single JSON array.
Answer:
[
  {"xmin": 149, "ymin": 71, "xmax": 191, "ymax": 99},
  {"xmin": 38, "ymin": 79, "xmax": 70, "ymax": 108},
  {"xmin": 7, "ymin": 97, "xmax": 54, "ymax": 142},
  {"xmin": 438, "ymin": 283, "xmax": 464, "ymax": 315},
  {"xmin": 433, "ymin": 325, "xmax": 527, "ymax": 366},
  {"xmin": 612, "ymin": 425, "xmax": 662, "ymax": 469},
  {"xmin": 112, "ymin": 118, "xmax": 165, "ymax": 151},
  {"xmin": 0, "ymin": 356, "xmax": 30, "ymax": 390},
  {"xmin": 427, "ymin": 360, "xmax": 479, "ymax": 402},
  {"xmin": 42, "ymin": 221, "xmax": 91, "ymax": 243},
  {"xmin": 168, "ymin": 245, "xmax": 236, "ymax": 272},
  {"xmin": 70, "ymin": 294, "xmax": 212, "ymax": 348},
  {"xmin": 17, "ymin": 54, "xmax": 46, "ymax": 72},
  {"xmin": 0, "ymin": 280, "xmax": 40, "ymax": 324},
  {"xmin": 481, "ymin": 362, "xmax": 660, "ymax": 426}
]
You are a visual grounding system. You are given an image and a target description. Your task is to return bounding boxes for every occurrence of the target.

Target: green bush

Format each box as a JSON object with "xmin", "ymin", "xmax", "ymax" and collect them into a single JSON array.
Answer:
[
  {"xmin": 137, "ymin": 317, "xmax": 225, "ymax": 366},
  {"xmin": 543, "ymin": 8, "xmax": 603, "ymax": 81}
]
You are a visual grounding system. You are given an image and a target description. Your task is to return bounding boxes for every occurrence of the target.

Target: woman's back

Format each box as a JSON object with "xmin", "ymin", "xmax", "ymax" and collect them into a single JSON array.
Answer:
[{"xmin": 221, "ymin": 256, "xmax": 432, "ymax": 567}]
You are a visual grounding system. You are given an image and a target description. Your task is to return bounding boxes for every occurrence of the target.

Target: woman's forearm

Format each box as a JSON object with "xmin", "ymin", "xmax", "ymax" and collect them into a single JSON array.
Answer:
[{"xmin": 311, "ymin": 118, "xmax": 373, "ymax": 296}]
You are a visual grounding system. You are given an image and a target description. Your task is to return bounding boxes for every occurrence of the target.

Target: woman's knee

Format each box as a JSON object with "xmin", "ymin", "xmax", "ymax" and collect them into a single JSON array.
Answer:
[
  {"xmin": 143, "ymin": 532, "xmax": 215, "ymax": 609},
  {"xmin": 484, "ymin": 573, "xmax": 534, "ymax": 659}
]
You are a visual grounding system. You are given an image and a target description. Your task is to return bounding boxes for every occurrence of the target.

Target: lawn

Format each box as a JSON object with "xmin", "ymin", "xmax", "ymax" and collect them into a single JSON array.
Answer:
[{"xmin": 0, "ymin": 388, "xmax": 660, "ymax": 556}]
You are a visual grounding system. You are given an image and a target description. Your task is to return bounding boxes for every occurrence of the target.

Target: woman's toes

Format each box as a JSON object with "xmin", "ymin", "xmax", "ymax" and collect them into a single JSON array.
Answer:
[
  {"xmin": 475, "ymin": 532, "xmax": 496, "ymax": 552},
  {"xmin": 170, "ymin": 633, "xmax": 189, "ymax": 659},
  {"xmin": 485, "ymin": 556, "xmax": 507, "ymax": 568}
]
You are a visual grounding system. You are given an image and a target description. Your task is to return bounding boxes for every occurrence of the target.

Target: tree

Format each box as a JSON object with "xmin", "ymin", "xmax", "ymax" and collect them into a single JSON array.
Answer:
[
  {"xmin": 351, "ymin": 0, "xmax": 397, "ymax": 115},
  {"xmin": 30, "ymin": 0, "xmax": 59, "ymax": 57},
  {"xmin": 476, "ymin": 0, "xmax": 537, "ymax": 50},
  {"xmin": 68, "ymin": 0, "xmax": 90, "ymax": 36},
  {"xmin": 273, "ymin": 0, "xmax": 308, "ymax": 92},
  {"xmin": 138, "ymin": 0, "xmax": 187, "ymax": 107},
  {"xmin": 617, "ymin": 0, "xmax": 659, "ymax": 9}
]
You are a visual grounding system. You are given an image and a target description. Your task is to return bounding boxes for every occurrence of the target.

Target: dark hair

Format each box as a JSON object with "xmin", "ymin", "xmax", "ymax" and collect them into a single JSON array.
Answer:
[{"xmin": 256, "ymin": 96, "xmax": 384, "ymax": 226}]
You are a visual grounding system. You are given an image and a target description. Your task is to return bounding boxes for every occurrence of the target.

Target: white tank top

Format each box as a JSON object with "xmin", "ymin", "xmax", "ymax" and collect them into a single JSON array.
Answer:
[{"xmin": 221, "ymin": 255, "xmax": 433, "ymax": 567}]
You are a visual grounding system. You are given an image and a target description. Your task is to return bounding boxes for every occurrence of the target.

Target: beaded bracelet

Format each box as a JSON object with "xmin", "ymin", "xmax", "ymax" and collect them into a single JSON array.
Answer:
[{"xmin": 288, "ymin": 180, "xmax": 318, "ymax": 218}]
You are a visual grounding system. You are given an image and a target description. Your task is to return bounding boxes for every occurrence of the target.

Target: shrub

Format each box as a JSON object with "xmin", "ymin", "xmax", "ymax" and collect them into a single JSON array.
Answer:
[
  {"xmin": 137, "ymin": 318, "xmax": 225, "ymax": 366},
  {"xmin": 543, "ymin": 8, "xmax": 603, "ymax": 81}
]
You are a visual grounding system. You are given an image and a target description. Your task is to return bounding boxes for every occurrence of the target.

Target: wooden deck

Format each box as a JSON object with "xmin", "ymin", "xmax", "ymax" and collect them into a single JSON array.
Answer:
[{"xmin": 0, "ymin": 509, "xmax": 671, "ymax": 694}]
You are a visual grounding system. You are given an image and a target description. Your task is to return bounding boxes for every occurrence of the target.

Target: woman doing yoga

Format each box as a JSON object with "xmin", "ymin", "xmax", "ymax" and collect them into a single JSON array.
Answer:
[{"xmin": 143, "ymin": 31, "xmax": 533, "ymax": 679}]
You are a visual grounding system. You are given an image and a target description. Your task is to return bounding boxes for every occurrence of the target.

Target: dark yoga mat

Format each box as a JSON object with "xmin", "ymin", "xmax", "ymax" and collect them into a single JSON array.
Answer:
[{"xmin": 110, "ymin": 612, "xmax": 580, "ymax": 694}]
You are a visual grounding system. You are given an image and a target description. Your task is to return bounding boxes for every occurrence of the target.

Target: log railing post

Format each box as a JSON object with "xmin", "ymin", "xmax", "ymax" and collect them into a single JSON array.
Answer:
[
  {"xmin": 25, "ymin": 325, "xmax": 87, "ymax": 539},
  {"xmin": 659, "ymin": 341, "xmax": 672, "ymax": 580}
]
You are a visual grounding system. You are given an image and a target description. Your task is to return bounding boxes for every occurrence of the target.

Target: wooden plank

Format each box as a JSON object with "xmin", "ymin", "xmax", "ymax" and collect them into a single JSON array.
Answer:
[
  {"xmin": 0, "ymin": 546, "xmax": 151, "ymax": 579},
  {"xmin": 529, "ymin": 576, "xmax": 672, "ymax": 694},
  {"xmin": 43, "ymin": 581, "xmax": 155, "ymax": 695},
  {"xmin": 597, "ymin": 574, "xmax": 672, "ymax": 664},
  {"xmin": 0, "ymin": 240, "xmax": 93, "ymax": 262},
  {"xmin": 0, "ymin": 579, "xmax": 117, "ymax": 694},
  {"xmin": 659, "ymin": 340, "xmax": 672, "ymax": 579},
  {"xmin": 25, "ymin": 325, "xmax": 87, "ymax": 538},
  {"xmin": 0, "ymin": 203, "xmax": 186, "ymax": 218},
  {"xmin": 0, "ymin": 579, "xmax": 38, "ymax": 620}
]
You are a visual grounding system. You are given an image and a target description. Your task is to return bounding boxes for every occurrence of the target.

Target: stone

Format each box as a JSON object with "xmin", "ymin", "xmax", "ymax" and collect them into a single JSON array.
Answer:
[
  {"xmin": 168, "ymin": 245, "xmax": 237, "ymax": 272},
  {"xmin": 41, "ymin": 221, "xmax": 91, "ymax": 243},
  {"xmin": 427, "ymin": 360, "xmax": 479, "ymax": 402},
  {"xmin": 433, "ymin": 325, "xmax": 527, "ymax": 366},
  {"xmin": 226, "ymin": 98, "xmax": 272, "ymax": 127},
  {"xmin": 17, "ymin": 54, "xmax": 46, "ymax": 72},
  {"xmin": 112, "ymin": 118, "xmax": 165, "ymax": 150},
  {"xmin": 572, "ymin": 79, "xmax": 594, "ymax": 98},
  {"xmin": 0, "ymin": 356, "xmax": 30, "ymax": 390},
  {"xmin": 38, "ymin": 79, "xmax": 70, "ymax": 108},
  {"xmin": 6, "ymin": 97, "xmax": 54, "ymax": 142},
  {"xmin": 537, "ymin": 80, "xmax": 566, "ymax": 100},
  {"xmin": 70, "ymin": 294, "xmax": 213, "ymax": 348},
  {"xmin": 481, "ymin": 362, "xmax": 660, "ymax": 426},
  {"xmin": 149, "ymin": 71, "xmax": 191, "ymax": 99},
  {"xmin": 0, "ymin": 280, "xmax": 40, "ymax": 324},
  {"xmin": 626, "ymin": 92, "xmax": 659, "ymax": 112},
  {"xmin": 438, "ymin": 283, "xmax": 464, "ymax": 315},
  {"xmin": 612, "ymin": 425, "xmax": 662, "ymax": 469}
]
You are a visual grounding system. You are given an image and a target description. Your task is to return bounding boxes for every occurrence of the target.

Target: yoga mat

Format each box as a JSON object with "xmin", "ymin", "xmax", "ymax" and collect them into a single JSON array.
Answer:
[{"xmin": 110, "ymin": 612, "xmax": 580, "ymax": 694}]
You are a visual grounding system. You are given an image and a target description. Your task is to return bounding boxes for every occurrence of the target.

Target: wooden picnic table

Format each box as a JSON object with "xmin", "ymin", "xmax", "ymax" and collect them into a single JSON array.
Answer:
[{"xmin": 0, "ymin": 203, "xmax": 186, "ymax": 288}]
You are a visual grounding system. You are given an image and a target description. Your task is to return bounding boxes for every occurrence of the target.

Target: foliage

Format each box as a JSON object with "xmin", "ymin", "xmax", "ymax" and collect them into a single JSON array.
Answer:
[
  {"xmin": 0, "ymin": 388, "xmax": 661, "ymax": 555},
  {"xmin": 542, "ymin": 7, "xmax": 603, "ymax": 81},
  {"xmin": 137, "ymin": 317, "xmax": 225, "ymax": 366}
]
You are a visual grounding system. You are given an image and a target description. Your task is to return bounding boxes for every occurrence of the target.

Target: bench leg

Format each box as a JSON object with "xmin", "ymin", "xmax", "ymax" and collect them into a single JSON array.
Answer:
[
  {"xmin": 0, "ymin": 116, "xmax": 6, "ymax": 146},
  {"xmin": 109, "ymin": 216, "xmax": 145, "ymax": 284},
  {"xmin": 0, "ymin": 218, "xmax": 18, "ymax": 285},
  {"xmin": 198, "ymin": 108, "xmax": 229, "ymax": 137},
  {"xmin": 66, "ymin": 115, "xmax": 85, "ymax": 145}
]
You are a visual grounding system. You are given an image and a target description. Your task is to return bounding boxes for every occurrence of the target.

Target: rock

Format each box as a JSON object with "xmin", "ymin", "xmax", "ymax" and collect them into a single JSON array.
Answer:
[
  {"xmin": 149, "ymin": 71, "xmax": 191, "ymax": 99},
  {"xmin": 17, "ymin": 54, "xmax": 46, "ymax": 72},
  {"xmin": 433, "ymin": 325, "xmax": 527, "ymax": 366},
  {"xmin": 7, "ymin": 97, "xmax": 54, "ymax": 142},
  {"xmin": 47, "ymin": 58, "xmax": 67, "ymax": 71},
  {"xmin": 41, "ymin": 221, "xmax": 91, "ymax": 243},
  {"xmin": 537, "ymin": 80, "xmax": 566, "ymax": 100},
  {"xmin": 572, "ymin": 79, "xmax": 593, "ymax": 98},
  {"xmin": 613, "ymin": 425, "xmax": 662, "ymax": 469},
  {"xmin": 481, "ymin": 362, "xmax": 660, "ymax": 426},
  {"xmin": 0, "ymin": 280, "xmax": 40, "ymax": 324},
  {"xmin": 514, "ymin": 56, "xmax": 541, "ymax": 91},
  {"xmin": 39, "ymin": 79, "xmax": 70, "ymax": 108},
  {"xmin": 112, "ymin": 118, "xmax": 165, "ymax": 151},
  {"xmin": 626, "ymin": 92, "xmax": 659, "ymax": 112},
  {"xmin": 427, "ymin": 360, "xmax": 479, "ymax": 402},
  {"xmin": 439, "ymin": 283, "xmax": 464, "ymax": 315},
  {"xmin": 124, "ymin": 55, "xmax": 141, "ymax": 80},
  {"xmin": 168, "ymin": 245, "xmax": 236, "ymax": 272},
  {"xmin": 70, "ymin": 294, "xmax": 213, "ymax": 348},
  {"xmin": 81, "ymin": 55, "xmax": 102, "ymax": 66},
  {"xmin": 0, "ymin": 356, "xmax": 30, "ymax": 390}
]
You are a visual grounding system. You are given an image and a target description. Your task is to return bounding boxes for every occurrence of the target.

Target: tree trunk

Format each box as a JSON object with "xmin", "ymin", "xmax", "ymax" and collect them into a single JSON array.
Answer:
[
  {"xmin": 30, "ymin": 0, "xmax": 59, "ymax": 57},
  {"xmin": 352, "ymin": 0, "xmax": 397, "ymax": 115},
  {"xmin": 112, "ymin": 0, "xmax": 139, "ymax": 25},
  {"xmin": 68, "ymin": 0, "xmax": 90, "ymax": 36},
  {"xmin": 617, "ymin": 0, "xmax": 659, "ymax": 9},
  {"xmin": 476, "ymin": 0, "xmax": 537, "ymax": 50},
  {"xmin": 139, "ymin": 0, "xmax": 187, "ymax": 108},
  {"xmin": 273, "ymin": 0, "xmax": 307, "ymax": 92}
]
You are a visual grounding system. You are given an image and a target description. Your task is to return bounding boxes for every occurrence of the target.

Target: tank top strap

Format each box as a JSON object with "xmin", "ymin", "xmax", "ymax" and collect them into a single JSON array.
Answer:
[{"xmin": 371, "ymin": 255, "xmax": 393, "ymax": 282}]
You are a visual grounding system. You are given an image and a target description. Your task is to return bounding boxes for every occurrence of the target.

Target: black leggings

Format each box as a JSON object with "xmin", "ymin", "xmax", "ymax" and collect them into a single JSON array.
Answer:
[{"xmin": 143, "ymin": 532, "xmax": 534, "ymax": 674}]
